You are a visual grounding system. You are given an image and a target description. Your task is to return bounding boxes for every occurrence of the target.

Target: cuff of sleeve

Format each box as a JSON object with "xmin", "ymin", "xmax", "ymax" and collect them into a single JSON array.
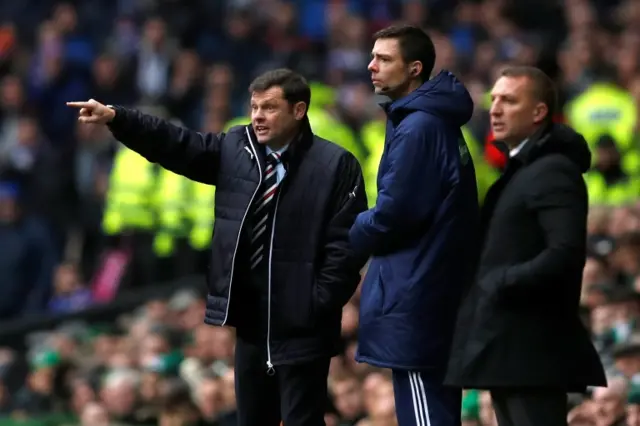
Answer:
[
  {"xmin": 349, "ymin": 221, "xmax": 368, "ymax": 257},
  {"xmin": 106, "ymin": 105, "xmax": 126, "ymax": 129}
]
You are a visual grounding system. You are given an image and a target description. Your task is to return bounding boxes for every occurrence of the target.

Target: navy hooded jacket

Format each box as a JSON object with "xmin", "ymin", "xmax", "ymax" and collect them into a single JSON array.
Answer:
[{"xmin": 350, "ymin": 71, "xmax": 480, "ymax": 373}]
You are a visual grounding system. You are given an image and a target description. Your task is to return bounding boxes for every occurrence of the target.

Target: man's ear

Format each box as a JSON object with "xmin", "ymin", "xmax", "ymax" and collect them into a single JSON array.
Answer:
[
  {"xmin": 410, "ymin": 61, "xmax": 423, "ymax": 78},
  {"xmin": 293, "ymin": 102, "xmax": 307, "ymax": 121},
  {"xmin": 532, "ymin": 102, "xmax": 549, "ymax": 124}
]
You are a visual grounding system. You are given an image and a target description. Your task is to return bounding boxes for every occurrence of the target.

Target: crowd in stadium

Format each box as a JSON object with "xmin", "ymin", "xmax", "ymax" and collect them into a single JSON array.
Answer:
[{"xmin": 0, "ymin": 0, "xmax": 639, "ymax": 424}]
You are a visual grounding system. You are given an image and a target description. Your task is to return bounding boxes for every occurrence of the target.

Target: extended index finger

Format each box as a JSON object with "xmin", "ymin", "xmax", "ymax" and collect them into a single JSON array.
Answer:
[{"xmin": 66, "ymin": 101, "xmax": 91, "ymax": 108}]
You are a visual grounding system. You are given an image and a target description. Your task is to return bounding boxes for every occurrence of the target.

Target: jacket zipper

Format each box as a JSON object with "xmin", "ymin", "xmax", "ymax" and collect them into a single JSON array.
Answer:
[
  {"xmin": 266, "ymin": 186, "xmax": 283, "ymax": 376},
  {"xmin": 221, "ymin": 127, "xmax": 263, "ymax": 326}
]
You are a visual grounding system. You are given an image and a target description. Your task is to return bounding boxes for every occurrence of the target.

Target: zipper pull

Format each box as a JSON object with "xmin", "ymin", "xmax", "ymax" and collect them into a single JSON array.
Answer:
[
  {"xmin": 244, "ymin": 146, "xmax": 254, "ymax": 160},
  {"xmin": 266, "ymin": 361, "xmax": 275, "ymax": 376},
  {"xmin": 349, "ymin": 184, "xmax": 358, "ymax": 199}
]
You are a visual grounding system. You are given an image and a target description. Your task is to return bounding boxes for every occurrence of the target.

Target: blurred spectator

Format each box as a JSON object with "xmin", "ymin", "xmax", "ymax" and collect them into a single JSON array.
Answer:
[
  {"xmin": 80, "ymin": 401, "xmax": 111, "ymax": 426},
  {"xmin": 48, "ymin": 262, "xmax": 93, "ymax": 314},
  {"xmin": 13, "ymin": 350, "xmax": 60, "ymax": 414},
  {"xmin": 91, "ymin": 53, "xmax": 135, "ymax": 107},
  {"xmin": 99, "ymin": 369, "xmax": 143, "ymax": 424},
  {"xmin": 592, "ymin": 376, "xmax": 628, "ymax": 425},
  {"xmin": 134, "ymin": 17, "xmax": 176, "ymax": 105},
  {"xmin": 329, "ymin": 374, "xmax": 365, "ymax": 425},
  {"xmin": 0, "ymin": 181, "xmax": 55, "ymax": 319}
]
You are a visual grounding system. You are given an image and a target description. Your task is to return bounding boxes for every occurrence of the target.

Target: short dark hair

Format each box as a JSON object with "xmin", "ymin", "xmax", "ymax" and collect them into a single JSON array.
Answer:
[
  {"xmin": 373, "ymin": 25, "xmax": 436, "ymax": 82},
  {"xmin": 500, "ymin": 65, "xmax": 558, "ymax": 121},
  {"xmin": 248, "ymin": 68, "xmax": 311, "ymax": 110}
]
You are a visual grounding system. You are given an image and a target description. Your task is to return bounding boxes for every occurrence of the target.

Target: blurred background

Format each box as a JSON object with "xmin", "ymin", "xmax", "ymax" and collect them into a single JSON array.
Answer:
[{"xmin": 0, "ymin": 0, "xmax": 638, "ymax": 425}]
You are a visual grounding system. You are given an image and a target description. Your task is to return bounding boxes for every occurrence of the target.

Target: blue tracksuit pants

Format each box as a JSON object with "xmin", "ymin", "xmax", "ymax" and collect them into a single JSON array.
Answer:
[{"xmin": 392, "ymin": 370, "xmax": 462, "ymax": 426}]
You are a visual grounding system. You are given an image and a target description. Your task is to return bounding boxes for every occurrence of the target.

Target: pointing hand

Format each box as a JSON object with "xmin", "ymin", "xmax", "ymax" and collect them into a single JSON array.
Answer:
[{"xmin": 66, "ymin": 99, "xmax": 115, "ymax": 124}]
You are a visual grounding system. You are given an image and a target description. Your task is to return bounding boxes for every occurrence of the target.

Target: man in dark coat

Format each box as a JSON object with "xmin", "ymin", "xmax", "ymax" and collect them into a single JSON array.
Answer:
[
  {"xmin": 68, "ymin": 68, "xmax": 367, "ymax": 426},
  {"xmin": 445, "ymin": 66, "xmax": 606, "ymax": 426},
  {"xmin": 350, "ymin": 25, "xmax": 479, "ymax": 426}
]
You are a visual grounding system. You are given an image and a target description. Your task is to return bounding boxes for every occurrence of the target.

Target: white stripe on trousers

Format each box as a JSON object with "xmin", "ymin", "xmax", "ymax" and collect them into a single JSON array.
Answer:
[{"xmin": 409, "ymin": 372, "xmax": 431, "ymax": 426}]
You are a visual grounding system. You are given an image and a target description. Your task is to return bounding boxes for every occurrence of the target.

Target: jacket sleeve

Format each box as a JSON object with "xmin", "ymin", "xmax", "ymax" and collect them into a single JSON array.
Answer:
[
  {"xmin": 315, "ymin": 152, "xmax": 368, "ymax": 312},
  {"xmin": 107, "ymin": 106, "xmax": 222, "ymax": 185},
  {"xmin": 502, "ymin": 158, "xmax": 588, "ymax": 290},
  {"xmin": 349, "ymin": 117, "xmax": 444, "ymax": 257}
]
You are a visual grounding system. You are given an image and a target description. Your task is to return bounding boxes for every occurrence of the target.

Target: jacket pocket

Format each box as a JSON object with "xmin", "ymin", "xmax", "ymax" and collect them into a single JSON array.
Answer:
[
  {"xmin": 377, "ymin": 275, "xmax": 387, "ymax": 315},
  {"xmin": 275, "ymin": 264, "xmax": 315, "ymax": 332},
  {"xmin": 359, "ymin": 263, "xmax": 385, "ymax": 322},
  {"xmin": 480, "ymin": 267, "xmax": 514, "ymax": 308},
  {"xmin": 312, "ymin": 280, "xmax": 335, "ymax": 317},
  {"xmin": 380, "ymin": 260, "xmax": 401, "ymax": 315},
  {"xmin": 478, "ymin": 267, "xmax": 505, "ymax": 292}
]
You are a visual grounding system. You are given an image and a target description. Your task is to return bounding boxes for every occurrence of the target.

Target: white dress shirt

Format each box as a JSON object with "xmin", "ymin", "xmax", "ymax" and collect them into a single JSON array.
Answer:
[
  {"xmin": 265, "ymin": 145, "xmax": 289, "ymax": 183},
  {"xmin": 509, "ymin": 139, "xmax": 529, "ymax": 157}
]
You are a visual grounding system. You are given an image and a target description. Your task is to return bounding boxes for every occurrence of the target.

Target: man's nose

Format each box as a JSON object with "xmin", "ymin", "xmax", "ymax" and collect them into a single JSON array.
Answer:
[{"xmin": 367, "ymin": 59, "xmax": 376, "ymax": 72}]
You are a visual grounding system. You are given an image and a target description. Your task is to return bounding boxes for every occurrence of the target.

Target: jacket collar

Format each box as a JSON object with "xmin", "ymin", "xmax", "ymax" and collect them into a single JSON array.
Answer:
[
  {"xmin": 507, "ymin": 122, "xmax": 553, "ymax": 166},
  {"xmin": 245, "ymin": 117, "xmax": 314, "ymax": 176}
]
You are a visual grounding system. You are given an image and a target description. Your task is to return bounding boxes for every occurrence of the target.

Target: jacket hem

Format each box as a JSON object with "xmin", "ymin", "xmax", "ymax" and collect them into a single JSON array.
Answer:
[
  {"xmin": 203, "ymin": 315, "xmax": 224, "ymax": 326},
  {"xmin": 443, "ymin": 377, "xmax": 598, "ymax": 391},
  {"xmin": 355, "ymin": 354, "xmax": 439, "ymax": 372},
  {"xmin": 270, "ymin": 351, "xmax": 335, "ymax": 366}
]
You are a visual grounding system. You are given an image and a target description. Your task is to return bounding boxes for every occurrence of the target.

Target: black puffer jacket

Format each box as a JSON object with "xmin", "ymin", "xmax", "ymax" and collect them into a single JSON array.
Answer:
[{"xmin": 108, "ymin": 107, "xmax": 367, "ymax": 367}]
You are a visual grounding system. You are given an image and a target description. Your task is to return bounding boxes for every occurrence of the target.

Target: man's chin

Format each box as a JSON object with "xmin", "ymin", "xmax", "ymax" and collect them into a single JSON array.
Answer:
[
  {"xmin": 373, "ymin": 85, "xmax": 396, "ymax": 99},
  {"xmin": 491, "ymin": 130, "xmax": 508, "ymax": 142},
  {"xmin": 255, "ymin": 134, "xmax": 272, "ymax": 144}
]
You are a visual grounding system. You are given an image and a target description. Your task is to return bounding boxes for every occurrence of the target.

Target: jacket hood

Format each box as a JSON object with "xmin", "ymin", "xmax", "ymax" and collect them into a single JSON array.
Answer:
[
  {"xmin": 386, "ymin": 70, "xmax": 474, "ymax": 126},
  {"xmin": 534, "ymin": 124, "xmax": 592, "ymax": 173}
]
